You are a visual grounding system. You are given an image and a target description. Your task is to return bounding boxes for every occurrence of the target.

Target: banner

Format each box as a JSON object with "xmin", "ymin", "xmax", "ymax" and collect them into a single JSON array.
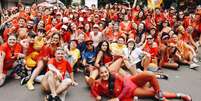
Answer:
[{"xmin": 85, "ymin": 0, "xmax": 98, "ymax": 8}]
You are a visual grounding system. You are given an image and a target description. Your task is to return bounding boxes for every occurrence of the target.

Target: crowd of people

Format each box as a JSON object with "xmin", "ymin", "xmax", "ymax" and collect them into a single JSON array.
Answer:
[{"xmin": 0, "ymin": 1, "xmax": 201, "ymax": 101}]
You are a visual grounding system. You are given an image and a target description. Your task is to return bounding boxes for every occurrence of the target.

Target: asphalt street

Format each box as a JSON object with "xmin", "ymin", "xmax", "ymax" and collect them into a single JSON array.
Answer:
[{"xmin": 0, "ymin": 49, "xmax": 201, "ymax": 101}]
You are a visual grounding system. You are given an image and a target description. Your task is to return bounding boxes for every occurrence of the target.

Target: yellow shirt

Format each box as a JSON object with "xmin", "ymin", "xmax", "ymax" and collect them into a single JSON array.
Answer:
[
  {"xmin": 69, "ymin": 48, "xmax": 80, "ymax": 66},
  {"xmin": 110, "ymin": 43, "xmax": 126, "ymax": 56}
]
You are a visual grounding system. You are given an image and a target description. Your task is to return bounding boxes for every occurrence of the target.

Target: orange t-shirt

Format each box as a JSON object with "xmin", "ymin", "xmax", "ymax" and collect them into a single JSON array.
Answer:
[
  {"xmin": 0, "ymin": 43, "xmax": 22, "ymax": 74},
  {"xmin": 180, "ymin": 32, "xmax": 190, "ymax": 43},
  {"xmin": 119, "ymin": 21, "xmax": 132, "ymax": 32},
  {"xmin": 37, "ymin": 45, "xmax": 56, "ymax": 61},
  {"xmin": 48, "ymin": 58, "xmax": 72, "ymax": 78},
  {"xmin": 144, "ymin": 42, "xmax": 158, "ymax": 59}
]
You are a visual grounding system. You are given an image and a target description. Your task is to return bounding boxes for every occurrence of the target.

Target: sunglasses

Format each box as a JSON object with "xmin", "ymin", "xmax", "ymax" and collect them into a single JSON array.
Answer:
[
  {"xmin": 86, "ymin": 42, "xmax": 93, "ymax": 45},
  {"xmin": 163, "ymin": 37, "xmax": 169, "ymax": 40},
  {"xmin": 147, "ymin": 37, "xmax": 153, "ymax": 40}
]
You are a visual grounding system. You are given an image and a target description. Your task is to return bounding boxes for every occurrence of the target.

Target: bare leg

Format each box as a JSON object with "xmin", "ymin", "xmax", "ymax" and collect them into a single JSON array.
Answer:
[
  {"xmin": 107, "ymin": 58, "xmax": 123, "ymax": 73},
  {"xmin": 56, "ymin": 78, "xmax": 72, "ymax": 95},
  {"xmin": 26, "ymin": 60, "xmax": 45, "ymax": 90},
  {"xmin": 132, "ymin": 72, "xmax": 160, "ymax": 93},
  {"xmin": 46, "ymin": 71, "xmax": 57, "ymax": 97},
  {"xmin": 162, "ymin": 63, "xmax": 179, "ymax": 70},
  {"xmin": 41, "ymin": 74, "xmax": 50, "ymax": 93},
  {"xmin": 90, "ymin": 69, "xmax": 99, "ymax": 80},
  {"xmin": 141, "ymin": 55, "xmax": 151, "ymax": 71},
  {"xmin": 0, "ymin": 52, "xmax": 5, "ymax": 84},
  {"xmin": 124, "ymin": 60, "xmax": 136, "ymax": 75}
]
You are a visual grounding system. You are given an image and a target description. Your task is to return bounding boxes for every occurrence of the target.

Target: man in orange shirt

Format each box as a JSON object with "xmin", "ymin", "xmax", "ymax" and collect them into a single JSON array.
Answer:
[
  {"xmin": 41, "ymin": 48, "xmax": 78, "ymax": 101},
  {"xmin": 0, "ymin": 35, "xmax": 24, "ymax": 87}
]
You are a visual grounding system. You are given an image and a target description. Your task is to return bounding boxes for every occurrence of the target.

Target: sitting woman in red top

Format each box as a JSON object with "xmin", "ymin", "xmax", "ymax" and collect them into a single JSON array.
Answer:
[
  {"xmin": 91, "ymin": 66, "xmax": 192, "ymax": 101},
  {"xmin": 41, "ymin": 47, "xmax": 78, "ymax": 101},
  {"xmin": 0, "ymin": 35, "xmax": 23, "ymax": 86},
  {"xmin": 95, "ymin": 40, "xmax": 113, "ymax": 68},
  {"xmin": 93, "ymin": 40, "xmax": 134, "ymax": 76}
]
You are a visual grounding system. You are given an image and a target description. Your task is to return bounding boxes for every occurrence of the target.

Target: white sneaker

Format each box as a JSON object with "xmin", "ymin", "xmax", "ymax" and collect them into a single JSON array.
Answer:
[
  {"xmin": 190, "ymin": 63, "xmax": 200, "ymax": 69},
  {"xmin": 192, "ymin": 57, "xmax": 199, "ymax": 63},
  {"xmin": 0, "ymin": 76, "xmax": 6, "ymax": 87}
]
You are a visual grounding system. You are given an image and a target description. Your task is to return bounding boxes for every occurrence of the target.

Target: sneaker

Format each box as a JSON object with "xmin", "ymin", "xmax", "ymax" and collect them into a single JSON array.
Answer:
[
  {"xmin": 20, "ymin": 77, "xmax": 29, "ymax": 85},
  {"xmin": 182, "ymin": 95, "xmax": 192, "ymax": 101},
  {"xmin": 54, "ymin": 96, "xmax": 61, "ymax": 101},
  {"xmin": 192, "ymin": 57, "xmax": 199, "ymax": 63},
  {"xmin": 160, "ymin": 74, "xmax": 168, "ymax": 80},
  {"xmin": 189, "ymin": 63, "xmax": 200, "ymax": 69},
  {"xmin": 155, "ymin": 90, "xmax": 165, "ymax": 101},
  {"xmin": 177, "ymin": 93, "xmax": 192, "ymax": 101},
  {"xmin": 26, "ymin": 81, "xmax": 35, "ymax": 90},
  {"xmin": 0, "ymin": 76, "xmax": 6, "ymax": 87},
  {"xmin": 46, "ymin": 94, "xmax": 54, "ymax": 101}
]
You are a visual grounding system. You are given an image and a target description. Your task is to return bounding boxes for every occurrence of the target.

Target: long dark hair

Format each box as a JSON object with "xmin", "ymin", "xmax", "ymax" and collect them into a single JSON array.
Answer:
[
  {"xmin": 127, "ymin": 41, "xmax": 136, "ymax": 55},
  {"xmin": 97, "ymin": 40, "xmax": 112, "ymax": 56},
  {"xmin": 108, "ymin": 73, "xmax": 115, "ymax": 97},
  {"xmin": 100, "ymin": 66, "xmax": 115, "ymax": 97}
]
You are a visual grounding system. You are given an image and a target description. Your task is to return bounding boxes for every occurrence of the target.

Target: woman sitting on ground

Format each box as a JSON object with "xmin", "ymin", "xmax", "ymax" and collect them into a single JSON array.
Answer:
[{"xmin": 0, "ymin": 35, "xmax": 23, "ymax": 86}]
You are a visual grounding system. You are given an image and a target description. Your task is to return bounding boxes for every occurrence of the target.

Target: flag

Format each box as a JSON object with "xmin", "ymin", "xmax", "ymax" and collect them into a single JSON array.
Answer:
[{"xmin": 147, "ymin": 0, "xmax": 163, "ymax": 9}]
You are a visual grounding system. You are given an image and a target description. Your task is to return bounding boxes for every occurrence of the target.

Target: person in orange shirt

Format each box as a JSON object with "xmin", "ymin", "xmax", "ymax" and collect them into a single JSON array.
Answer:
[
  {"xmin": 41, "ymin": 47, "xmax": 78, "ymax": 101},
  {"xmin": 0, "ymin": 35, "xmax": 23, "ymax": 87},
  {"xmin": 104, "ymin": 23, "xmax": 122, "ymax": 42},
  {"xmin": 177, "ymin": 25, "xmax": 197, "ymax": 50},
  {"xmin": 119, "ymin": 15, "xmax": 132, "ymax": 33},
  {"xmin": 171, "ymin": 34, "xmax": 200, "ymax": 69}
]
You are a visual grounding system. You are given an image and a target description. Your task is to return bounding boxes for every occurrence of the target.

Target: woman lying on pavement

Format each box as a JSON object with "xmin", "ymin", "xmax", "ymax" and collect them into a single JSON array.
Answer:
[
  {"xmin": 41, "ymin": 47, "xmax": 78, "ymax": 101},
  {"xmin": 90, "ymin": 65, "xmax": 192, "ymax": 101}
]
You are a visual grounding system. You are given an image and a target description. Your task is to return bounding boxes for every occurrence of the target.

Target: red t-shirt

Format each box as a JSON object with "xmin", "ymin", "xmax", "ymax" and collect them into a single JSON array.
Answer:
[
  {"xmin": 119, "ymin": 21, "xmax": 132, "ymax": 32},
  {"xmin": 62, "ymin": 31, "xmax": 71, "ymax": 43},
  {"xmin": 103, "ymin": 54, "xmax": 113, "ymax": 64},
  {"xmin": 37, "ymin": 45, "xmax": 56, "ymax": 61},
  {"xmin": 144, "ymin": 42, "xmax": 158, "ymax": 59},
  {"xmin": 0, "ymin": 43, "xmax": 22, "ymax": 74},
  {"xmin": 48, "ymin": 58, "xmax": 72, "ymax": 78}
]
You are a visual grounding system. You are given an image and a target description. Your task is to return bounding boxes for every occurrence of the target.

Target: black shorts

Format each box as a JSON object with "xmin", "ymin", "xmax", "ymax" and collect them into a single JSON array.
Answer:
[{"xmin": 136, "ymin": 61, "xmax": 144, "ymax": 71}]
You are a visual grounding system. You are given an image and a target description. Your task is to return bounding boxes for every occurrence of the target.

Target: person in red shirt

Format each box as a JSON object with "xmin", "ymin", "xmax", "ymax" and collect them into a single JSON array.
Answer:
[
  {"xmin": 41, "ymin": 47, "xmax": 78, "ymax": 101},
  {"xmin": 144, "ymin": 34, "xmax": 159, "ymax": 64},
  {"xmin": 0, "ymin": 35, "xmax": 23, "ymax": 86},
  {"xmin": 91, "ymin": 66, "xmax": 192, "ymax": 101}
]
